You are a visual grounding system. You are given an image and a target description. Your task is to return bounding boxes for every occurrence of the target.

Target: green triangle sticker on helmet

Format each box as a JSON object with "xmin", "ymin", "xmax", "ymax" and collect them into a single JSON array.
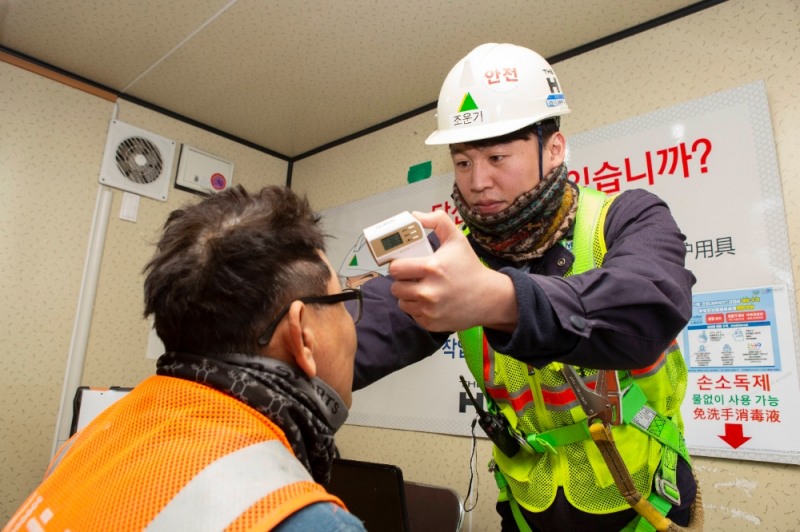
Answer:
[
  {"xmin": 458, "ymin": 92, "xmax": 479, "ymax": 112},
  {"xmin": 349, "ymin": 255, "xmax": 358, "ymax": 267}
]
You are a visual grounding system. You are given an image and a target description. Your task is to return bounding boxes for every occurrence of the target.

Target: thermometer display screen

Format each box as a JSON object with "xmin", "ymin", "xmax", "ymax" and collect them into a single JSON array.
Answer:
[{"xmin": 381, "ymin": 232, "xmax": 404, "ymax": 251}]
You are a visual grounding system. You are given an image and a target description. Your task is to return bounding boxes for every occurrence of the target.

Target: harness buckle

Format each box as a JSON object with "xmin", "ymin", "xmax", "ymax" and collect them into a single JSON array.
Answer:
[
  {"xmin": 525, "ymin": 433, "xmax": 557, "ymax": 455},
  {"xmin": 654, "ymin": 471, "xmax": 681, "ymax": 506}
]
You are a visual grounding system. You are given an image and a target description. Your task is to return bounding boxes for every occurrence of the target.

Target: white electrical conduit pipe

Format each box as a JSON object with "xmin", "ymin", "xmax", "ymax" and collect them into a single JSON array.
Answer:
[
  {"xmin": 50, "ymin": 184, "xmax": 114, "ymax": 457},
  {"xmin": 47, "ymin": 1, "xmax": 241, "ymax": 458}
]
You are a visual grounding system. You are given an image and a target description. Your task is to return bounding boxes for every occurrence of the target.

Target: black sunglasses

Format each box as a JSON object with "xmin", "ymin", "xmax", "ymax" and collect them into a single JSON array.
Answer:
[{"xmin": 257, "ymin": 288, "xmax": 363, "ymax": 347}]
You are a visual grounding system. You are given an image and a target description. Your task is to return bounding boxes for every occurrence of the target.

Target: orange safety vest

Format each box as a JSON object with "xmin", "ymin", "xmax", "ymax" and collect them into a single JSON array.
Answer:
[{"xmin": 5, "ymin": 375, "xmax": 345, "ymax": 531}]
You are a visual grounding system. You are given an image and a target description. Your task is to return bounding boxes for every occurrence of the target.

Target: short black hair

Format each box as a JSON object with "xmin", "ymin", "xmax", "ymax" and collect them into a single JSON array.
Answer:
[{"xmin": 143, "ymin": 185, "xmax": 330, "ymax": 355}]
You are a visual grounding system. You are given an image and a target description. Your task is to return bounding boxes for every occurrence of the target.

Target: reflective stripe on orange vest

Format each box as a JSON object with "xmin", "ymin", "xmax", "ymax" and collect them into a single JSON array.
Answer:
[{"xmin": 146, "ymin": 440, "xmax": 313, "ymax": 531}]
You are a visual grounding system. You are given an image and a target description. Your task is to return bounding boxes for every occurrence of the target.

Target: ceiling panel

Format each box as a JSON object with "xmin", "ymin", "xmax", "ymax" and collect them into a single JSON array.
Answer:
[
  {"xmin": 0, "ymin": 0, "xmax": 234, "ymax": 89},
  {"xmin": 0, "ymin": 0, "xmax": 713, "ymax": 157}
]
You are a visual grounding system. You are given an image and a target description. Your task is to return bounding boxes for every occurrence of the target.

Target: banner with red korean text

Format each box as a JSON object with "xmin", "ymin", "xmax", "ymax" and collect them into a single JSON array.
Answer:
[
  {"xmin": 321, "ymin": 81, "xmax": 800, "ymax": 464},
  {"xmin": 564, "ymin": 80, "xmax": 800, "ymax": 465}
]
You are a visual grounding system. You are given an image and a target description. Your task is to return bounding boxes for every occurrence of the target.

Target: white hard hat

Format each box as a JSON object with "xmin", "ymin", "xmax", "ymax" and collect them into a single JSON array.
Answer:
[{"xmin": 425, "ymin": 43, "xmax": 571, "ymax": 145}]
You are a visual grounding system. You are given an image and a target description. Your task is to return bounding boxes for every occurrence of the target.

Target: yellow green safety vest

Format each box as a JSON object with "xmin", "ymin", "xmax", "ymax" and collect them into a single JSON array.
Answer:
[{"xmin": 458, "ymin": 186, "xmax": 690, "ymax": 516}]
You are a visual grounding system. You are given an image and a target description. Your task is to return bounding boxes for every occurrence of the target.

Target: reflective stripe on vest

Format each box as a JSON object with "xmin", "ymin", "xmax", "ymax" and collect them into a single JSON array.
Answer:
[
  {"xmin": 479, "ymin": 335, "xmax": 601, "ymax": 414},
  {"xmin": 630, "ymin": 343, "xmax": 673, "ymax": 379},
  {"xmin": 540, "ymin": 372, "xmax": 599, "ymax": 412},
  {"xmin": 146, "ymin": 440, "xmax": 312, "ymax": 532},
  {"xmin": 479, "ymin": 336, "xmax": 537, "ymax": 413}
]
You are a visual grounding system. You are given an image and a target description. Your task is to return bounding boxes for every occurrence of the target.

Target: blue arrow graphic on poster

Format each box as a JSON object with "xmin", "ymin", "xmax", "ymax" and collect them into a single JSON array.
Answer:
[{"xmin": 718, "ymin": 423, "xmax": 751, "ymax": 449}]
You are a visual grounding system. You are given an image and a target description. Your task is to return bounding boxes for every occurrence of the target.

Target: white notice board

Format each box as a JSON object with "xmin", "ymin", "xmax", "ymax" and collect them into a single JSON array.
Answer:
[{"xmin": 323, "ymin": 81, "xmax": 800, "ymax": 465}]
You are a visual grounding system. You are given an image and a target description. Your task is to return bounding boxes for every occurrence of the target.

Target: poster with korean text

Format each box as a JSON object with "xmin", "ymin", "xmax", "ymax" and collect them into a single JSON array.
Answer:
[{"xmin": 321, "ymin": 80, "xmax": 800, "ymax": 464}]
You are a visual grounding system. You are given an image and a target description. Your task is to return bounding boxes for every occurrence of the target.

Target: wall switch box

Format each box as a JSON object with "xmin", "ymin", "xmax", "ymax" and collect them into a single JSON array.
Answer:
[{"xmin": 175, "ymin": 144, "xmax": 234, "ymax": 195}]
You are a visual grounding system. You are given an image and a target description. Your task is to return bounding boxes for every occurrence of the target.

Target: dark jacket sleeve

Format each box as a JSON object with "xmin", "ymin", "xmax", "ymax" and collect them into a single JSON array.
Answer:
[
  {"xmin": 352, "ymin": 237, "xmax": 451, "ymax": 390},
  {"xmin": 485, "ymin": 188, "xmax": 696, "ymax": 370}
]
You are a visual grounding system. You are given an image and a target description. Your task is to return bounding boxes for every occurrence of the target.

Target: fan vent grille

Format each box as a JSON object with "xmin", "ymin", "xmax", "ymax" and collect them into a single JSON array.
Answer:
[
  {"xmin": 115, "ymin": 136, "xmax": 164, "ymax": 184},
  {"xmin": 99, "ymin": 119, "xmax": 176, "ymax": 202}
]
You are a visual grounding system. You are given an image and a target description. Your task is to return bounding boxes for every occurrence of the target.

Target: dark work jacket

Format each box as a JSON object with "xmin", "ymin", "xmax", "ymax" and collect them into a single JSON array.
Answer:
[{"xmin": 353, "ymin": 186, "xmax": 696, "ymax": 389}]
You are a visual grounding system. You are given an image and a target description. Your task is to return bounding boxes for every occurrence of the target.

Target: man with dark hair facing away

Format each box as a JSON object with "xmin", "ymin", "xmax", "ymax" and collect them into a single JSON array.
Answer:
[{"xmin": 6, "ymin": 185, "xmax": 366, "ymax": 531}]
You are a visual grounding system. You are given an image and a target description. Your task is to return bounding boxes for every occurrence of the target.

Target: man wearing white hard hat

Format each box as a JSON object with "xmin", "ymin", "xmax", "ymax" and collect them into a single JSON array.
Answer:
[{"xmin": 352, "ymin": 43, "xmax": 700, "ymax": 531}]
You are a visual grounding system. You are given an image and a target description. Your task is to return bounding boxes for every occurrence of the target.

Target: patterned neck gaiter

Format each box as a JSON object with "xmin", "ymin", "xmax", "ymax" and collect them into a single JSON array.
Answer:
[
  {"xmin": 452, "ymin": 163, "xmax": 577, "ymax": 263},
  {"xmin": 157, "ymin": 351, "xmax": 348, "ymax": 484}
]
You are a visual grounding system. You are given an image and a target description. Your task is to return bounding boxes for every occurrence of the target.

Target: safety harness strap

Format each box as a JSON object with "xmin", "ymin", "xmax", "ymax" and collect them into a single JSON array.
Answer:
[
  {"xmin": 622, "ymin": 491, "xmax": 673, "ymax": 532},
  {"xmin": 494, "ymin": 466, "xmax": 533, "ymax": 532},
  {"xmin": 461, "ymin": 325, "xmax": 485, "ymax": 392},
  {"xmin": 505, "ymin": 380, "xmax": 689, "ymax": 464},
  {"xmin": 525, "ymin": 421, "xmax": 589, "ymax": 453},
  {"xmin": 588, "ymin": 423, "xmax": 674, "ymax": 532},
  {"xmin": 623, "ymin": 383, "xmax": 691, "ymax": 467}
]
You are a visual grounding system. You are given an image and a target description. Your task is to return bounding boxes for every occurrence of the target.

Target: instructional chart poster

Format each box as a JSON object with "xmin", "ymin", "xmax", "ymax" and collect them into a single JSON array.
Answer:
[
  {"xmin": 679, "ymin": 286, "xmax": 800, "ymax": 461},
  {"xmin": 323, "ymin": 81, "xmax": 800, "ymax": 464},
  {"xmin": 683, "ymin": 287, "xmax": 785, "ymax": 372}
]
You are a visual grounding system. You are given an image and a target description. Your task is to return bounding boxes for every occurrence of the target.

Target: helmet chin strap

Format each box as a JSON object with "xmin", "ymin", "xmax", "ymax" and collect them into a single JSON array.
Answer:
[{"xmin": 537, "ymin": 123, "xmax": 544, "ymax": 183}]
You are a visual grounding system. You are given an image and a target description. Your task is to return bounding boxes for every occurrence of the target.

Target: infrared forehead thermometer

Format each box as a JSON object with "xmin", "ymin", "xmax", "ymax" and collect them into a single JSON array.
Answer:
[{"xmin": 363, "ymin": 211, "xmax": 434, "ymax": 266}]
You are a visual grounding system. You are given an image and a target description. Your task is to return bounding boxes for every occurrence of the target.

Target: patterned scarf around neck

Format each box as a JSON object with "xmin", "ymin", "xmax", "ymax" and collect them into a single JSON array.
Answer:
[
  {"xmin": 156, "ymin": 351, "xmax": 348, "ymax": 484},
  {"xmin": 452, "ymin": 162, "xmax": 577, "ymax": 263}
]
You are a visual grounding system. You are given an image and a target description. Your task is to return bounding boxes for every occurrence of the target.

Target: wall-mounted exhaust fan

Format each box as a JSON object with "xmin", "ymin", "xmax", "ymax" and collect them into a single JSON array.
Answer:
[{"xmin": 99, "ymin": 119, "xmax": 176, "ymax": 201}]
